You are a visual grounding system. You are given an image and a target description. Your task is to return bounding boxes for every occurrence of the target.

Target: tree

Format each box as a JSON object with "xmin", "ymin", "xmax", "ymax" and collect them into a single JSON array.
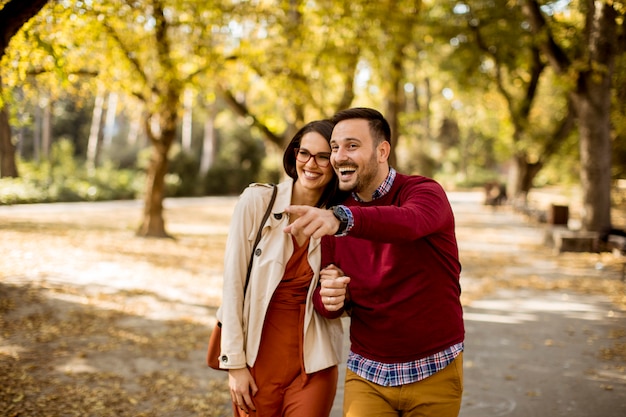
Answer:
[
  {"xmin": 86, "ymin": 0, "xmax": 236, "ymax": 237},
  {"xmin": 102, "ymin": 2, "xmax": 185, "ymax": 237},
  {"xmin": 4, "ymin": 0, "xmax": 361, "ymax": 237},
  {"xmin": 375, "ymin": 0, "xmax": 424, "ymax": 169},
  {"xmin": 613, "ymin": 55, "xmax": 626, "ymax": 179},
  {"xmin": 313, "ymin": 0, "xmax": 425, "ymax": 169},
  {"xmin": 444, "ymin": 0, "xmax": 576, "ymax": 202},
  {"xmin": 522, "ymin": 0, "xmax": 625, "ymax": 232},
  {"xmin": 0, "ymin": 0, "xmax": 50, "ymax": 178},
  {"xmin": 216, "ymin": 0, "xmax": 362, "ymax": 150}
]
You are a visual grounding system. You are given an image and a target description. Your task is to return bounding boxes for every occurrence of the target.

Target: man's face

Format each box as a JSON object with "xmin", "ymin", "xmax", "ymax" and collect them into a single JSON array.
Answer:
[{"xmin": 330, "ymin": 119, "xmax": 382, "ymax": 199}]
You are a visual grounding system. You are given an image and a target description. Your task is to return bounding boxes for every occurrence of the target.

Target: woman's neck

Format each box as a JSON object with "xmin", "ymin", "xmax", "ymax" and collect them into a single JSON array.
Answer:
[
  {"xmin": 290, "ymin": 182, "xmax": 321, "ymax": 245},
  {"xmin": 291, "ymin": 182, "xmax": 321, "ymax": 207}
]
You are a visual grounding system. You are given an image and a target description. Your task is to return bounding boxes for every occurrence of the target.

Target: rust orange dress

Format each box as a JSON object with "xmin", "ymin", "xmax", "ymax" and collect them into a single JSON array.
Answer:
[{"xmin": 234, "ymin": 236, "xmax": 338, "ymax": 417}]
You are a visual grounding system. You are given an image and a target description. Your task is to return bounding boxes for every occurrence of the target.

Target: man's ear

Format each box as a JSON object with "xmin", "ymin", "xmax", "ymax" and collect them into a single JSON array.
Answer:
[{"xmin": 377, "ymin": 140, "xmax": 391, "ymax": 163}]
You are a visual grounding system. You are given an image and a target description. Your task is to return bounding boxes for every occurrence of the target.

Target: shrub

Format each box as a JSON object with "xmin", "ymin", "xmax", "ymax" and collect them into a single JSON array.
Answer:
[{"xmin": 1, "ymin": 140, "xmax": 142, "ymax": 205}]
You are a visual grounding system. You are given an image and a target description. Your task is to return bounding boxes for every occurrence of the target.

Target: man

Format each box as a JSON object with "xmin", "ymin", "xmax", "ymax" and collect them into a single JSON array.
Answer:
[{"xmin": 284, "ymin": 107, "xmax": 464, "ymax": 417}]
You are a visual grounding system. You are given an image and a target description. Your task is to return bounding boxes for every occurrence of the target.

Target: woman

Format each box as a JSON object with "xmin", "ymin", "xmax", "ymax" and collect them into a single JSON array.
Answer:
[{"xmin": 217, "ymin": 119, "xmax": 347, "ymax": 417}]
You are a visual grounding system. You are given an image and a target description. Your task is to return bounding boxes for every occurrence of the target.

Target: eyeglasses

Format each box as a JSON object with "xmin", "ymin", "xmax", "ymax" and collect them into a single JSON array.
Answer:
[{"xmin": 294, "ymin": 148, "xmax": 331, "ymax": 168}]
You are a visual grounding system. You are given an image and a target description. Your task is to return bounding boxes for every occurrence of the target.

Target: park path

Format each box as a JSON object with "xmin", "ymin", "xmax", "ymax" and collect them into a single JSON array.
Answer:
[{"xmin": 1, "ymin": 191, "xmax": 625, "ymax": 417}]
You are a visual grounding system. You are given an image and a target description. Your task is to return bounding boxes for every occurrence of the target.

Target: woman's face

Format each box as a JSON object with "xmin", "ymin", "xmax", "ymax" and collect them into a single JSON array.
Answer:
[{"xmin": 295, "ymin": 131, "xmax": 334, "ymax": 193}]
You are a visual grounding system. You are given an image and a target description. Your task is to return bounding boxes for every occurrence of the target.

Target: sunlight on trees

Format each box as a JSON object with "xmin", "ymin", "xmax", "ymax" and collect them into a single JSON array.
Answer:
[{"xmin": 0, "ymin": 0, "xmax": 624, "ymax": 235}]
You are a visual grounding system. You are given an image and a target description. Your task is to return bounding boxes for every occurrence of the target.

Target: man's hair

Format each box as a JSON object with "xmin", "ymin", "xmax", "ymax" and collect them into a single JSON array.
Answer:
[{"xmin": 330, "ymin": 107, "xmax": 391, "ymax": 146}]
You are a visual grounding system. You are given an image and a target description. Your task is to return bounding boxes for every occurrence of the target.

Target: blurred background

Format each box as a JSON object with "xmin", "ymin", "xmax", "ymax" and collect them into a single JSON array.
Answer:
[{"xmin": 1, "ymin": 0, "xmax": 625, "ymax": 238}]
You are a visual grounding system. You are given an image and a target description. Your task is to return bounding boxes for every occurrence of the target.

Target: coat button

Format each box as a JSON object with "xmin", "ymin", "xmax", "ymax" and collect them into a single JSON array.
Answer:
[
  {"xmin": 255, "ymin": 248, "xmax": 262, "ymax": 256},
  {"xmin": 274, "ymin": 213, "xmax": 283, "ymax": 220},
  {"xmin": 221, "ymin": 355, "xmax": 228, "ymax": 363}
]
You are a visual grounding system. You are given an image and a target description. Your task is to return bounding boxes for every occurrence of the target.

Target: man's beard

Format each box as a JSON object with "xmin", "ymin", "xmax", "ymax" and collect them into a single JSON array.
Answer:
[{"xmin": 336, "ymin": 151, "xmax": 378, "ymax": 194}]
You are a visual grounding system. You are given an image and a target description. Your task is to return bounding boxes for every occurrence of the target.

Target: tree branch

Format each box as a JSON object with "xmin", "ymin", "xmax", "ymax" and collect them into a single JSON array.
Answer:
[
  {"xmin": 0, "ymin": 0, "xmax": 50, "ymax": 59},
  {"xmin": 216, "ymin": 84, "xmax": 283, "ymax": 147},
  {"xmin": 539, "ymin": 97, "xmax": 576, "ymax": 162},
  {"xmin": 521, "ymin": 0, "xmax": 571, "ymax": 74},
  {"xmin": 100, "ymin": 20, "xmax": 153, "ymax": 103}
]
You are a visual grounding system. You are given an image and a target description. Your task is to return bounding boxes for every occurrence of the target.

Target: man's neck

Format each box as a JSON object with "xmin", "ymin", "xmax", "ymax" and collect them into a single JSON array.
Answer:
[{"xmin": 354, "ymin": 166, "xmax": 392, "ymax": 202}]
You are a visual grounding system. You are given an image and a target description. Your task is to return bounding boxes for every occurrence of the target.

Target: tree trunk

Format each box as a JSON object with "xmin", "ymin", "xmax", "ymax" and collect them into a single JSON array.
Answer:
[
  {"xmin": 181, "ymin": 88, "xmax": 193, "ymax": 152},
  {"xmin": 42, "ymin": 97, "xmax": 51, "ymax": 160},
  {"xmin": 33, "ymin": 103, "xmax": 41, "ymax": 162},
  {"xmin": 0, "ymin": 104, "xmax": 18, "ymax": 178},
  {"xmin": 574, "ymin": 76, "xmax": 613, "ymax": 232},
  {"xmin": 103, "ymin": 92, "xmax": 118, "ymax": 149},
  {"xmin": 518, "ymin": 156, "xmax": 542, "ymax": 199},
  {"xmin": 384, "ymin": 95, "xmax": 400, "ymax": 169},
  {"xmin": 0, "ymin": 0, "xmax": 51, "ymax": 178},
  {"xmin": 137, "ymin": 141, "xmax": 170, "ymax": 238},
  {"xmin": 199, "ymin": 103, "xmax": 218, "ymax": 177},
  {"xmin": 0, "ymin": 0, "xmax": 51, "ymax": 56},
  {"xmin": 508, "ymin": 153, "xmax": 535, "ymax": 206},
  {"xmin": 86, "ymin": 88, "xmax": 105, "ymax": 172},
  {"xmin": 384, "ymin": 43, "xmax": 405, "ymax": 169},
  {"xmin": 136, "ymin": 104, "xmax": 179, "ymax": 238},
  {"xmin": 127, "ymin": 114, "xmax": 140, "ymax": 146},
  {"xmin": 522, "ymin": 0, "xmax": 619, "ymax": 232},
  {"xmin": 572, "ymin": 3, "xmax": 617, "ymax": 232}
]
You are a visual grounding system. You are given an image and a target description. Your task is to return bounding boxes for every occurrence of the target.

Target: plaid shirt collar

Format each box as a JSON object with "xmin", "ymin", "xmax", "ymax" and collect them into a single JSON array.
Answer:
[{"xmin": 353, "ymin": 167, "xmax": 396, "ymax": 203}]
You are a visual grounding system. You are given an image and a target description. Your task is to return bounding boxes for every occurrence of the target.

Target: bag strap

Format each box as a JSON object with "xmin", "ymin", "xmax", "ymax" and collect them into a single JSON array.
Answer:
[{"xmin": 243, "ymin": 184, "xmax": 277, "ymax": 292}]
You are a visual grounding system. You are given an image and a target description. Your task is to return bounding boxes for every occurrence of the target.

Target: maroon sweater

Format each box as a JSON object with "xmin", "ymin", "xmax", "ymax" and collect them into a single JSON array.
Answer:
[{"xmin": 315, "ymin": 173, "xmax": 464, "ymax": 363}]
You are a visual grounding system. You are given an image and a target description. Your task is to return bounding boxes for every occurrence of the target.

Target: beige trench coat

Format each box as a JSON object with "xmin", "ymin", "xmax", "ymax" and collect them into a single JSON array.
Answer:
[{"xmin": 216, "ymin": 179, "xmax": 343, "ymax": 373}]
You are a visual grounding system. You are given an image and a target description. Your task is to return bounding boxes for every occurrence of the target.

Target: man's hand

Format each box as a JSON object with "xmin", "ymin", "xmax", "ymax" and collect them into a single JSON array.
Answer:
[
  {"xmin": 284, "ymin": 205, "xmax": 339, "ymax": 238},
  {"xmin": 320, "ymin": 264, "xmax": 350, "ymax": 312}
]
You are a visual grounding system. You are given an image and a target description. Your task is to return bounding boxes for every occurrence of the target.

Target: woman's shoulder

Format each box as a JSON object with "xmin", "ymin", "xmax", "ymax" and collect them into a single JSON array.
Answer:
[
  {"xmin": 247, "ymin": 182, "xmax": 276, "ymax": 191},
  {"xmin": 247, "ymin": 179, "xmax": 293, "ymax": 196},
  {"xmin": 241, "ymin": 182, "xmax": 276, "ymax": 198},
  {"xmin": 238, "ymin": 180, "xmax": 291, "ymax": 208}
]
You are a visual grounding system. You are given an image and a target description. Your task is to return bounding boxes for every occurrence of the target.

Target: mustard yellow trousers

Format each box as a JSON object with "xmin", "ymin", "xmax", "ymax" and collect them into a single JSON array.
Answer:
[{"xmin": 343, "ymin": 352, "xmax": 463, "ymax": 417}]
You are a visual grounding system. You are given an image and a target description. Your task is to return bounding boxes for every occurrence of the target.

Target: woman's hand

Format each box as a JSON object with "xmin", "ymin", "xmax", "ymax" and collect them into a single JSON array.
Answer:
[
  {"xmin": 228, "ymin": 368, "xmax": 258, "ymax": 413},
  {"xmin": 320, "ymin": 264, "xmax": 351, "ymax": 312}
]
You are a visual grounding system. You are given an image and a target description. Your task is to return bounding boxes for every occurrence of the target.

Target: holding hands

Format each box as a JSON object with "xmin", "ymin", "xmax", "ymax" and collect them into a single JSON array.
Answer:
[{"xmin": 319, "ymin": 264, "xmax": 351, "ymax": 312}]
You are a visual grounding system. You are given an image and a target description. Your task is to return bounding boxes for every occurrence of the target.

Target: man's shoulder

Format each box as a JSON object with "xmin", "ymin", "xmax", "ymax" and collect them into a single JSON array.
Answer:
[
  {"xmin": 395, "ymin": 172, "xmax": 440, "ymax": 187},
  {"xmin": 393, "ymin": 174, "xmax": 449, "ymax": 202}
]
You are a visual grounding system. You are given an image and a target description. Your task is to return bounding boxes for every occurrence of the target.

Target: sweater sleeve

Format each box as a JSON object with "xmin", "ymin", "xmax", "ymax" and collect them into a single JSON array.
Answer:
[
  {"xmin": 349, "ymin": 178, "xmax": 454, "ymax": 243},
  {"xmin": 313, "ymin": 235, "xmax": 344, "ymax": 319}
]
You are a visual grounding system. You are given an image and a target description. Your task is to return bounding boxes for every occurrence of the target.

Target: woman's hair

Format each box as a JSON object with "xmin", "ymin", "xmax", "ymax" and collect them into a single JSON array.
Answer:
[
  {"xmin": 331, "ymin": 107, "xmax": 391, "ymax": 146},
  {"xmin": 283, "ymin": 119, "xmax": 348, "ymax": 208}
]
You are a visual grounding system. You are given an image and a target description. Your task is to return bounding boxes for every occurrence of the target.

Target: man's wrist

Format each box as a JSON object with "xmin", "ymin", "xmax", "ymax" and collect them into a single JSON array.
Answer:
[{"xmin": 331, "ymin": 205, "xmax": 351, "ymax": 236}]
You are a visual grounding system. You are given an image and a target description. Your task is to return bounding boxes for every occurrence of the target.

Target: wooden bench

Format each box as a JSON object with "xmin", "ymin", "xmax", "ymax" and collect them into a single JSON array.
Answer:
[{"xmin": 551, "ymin": 229, "xmax": 599, "ymax": 254}]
